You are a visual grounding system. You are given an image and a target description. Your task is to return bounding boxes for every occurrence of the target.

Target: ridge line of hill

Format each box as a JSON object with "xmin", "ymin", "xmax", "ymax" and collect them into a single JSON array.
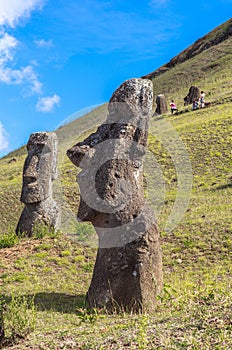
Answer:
[{"xmin": 143, "ymin": 18, "xmax": 232, "ymax": 80}]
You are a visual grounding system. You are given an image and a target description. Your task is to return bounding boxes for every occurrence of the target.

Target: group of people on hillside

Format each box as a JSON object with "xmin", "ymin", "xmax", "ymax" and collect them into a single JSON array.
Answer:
[
  {"xmin": 192, "ymin": 91, "xmax": 206, "ymax": 110},
  {"xmin": 170, "ymin": 91, "xmax": 206, "ymax": 114}
]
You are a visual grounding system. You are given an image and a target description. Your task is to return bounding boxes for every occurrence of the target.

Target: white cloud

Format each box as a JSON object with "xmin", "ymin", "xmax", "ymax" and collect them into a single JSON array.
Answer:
[
  {"xmin": 0, "ymin": 32, "xmax": 18, "ymax": 64},
  {"xmin": 0, "ymin": 121, "xmax": 9, "ymax": 152},
  {"xmin": 0, "ymin": 2, "xmax": 45, "ymax": 95},
  {"xmin": 34, "ymin": 39, "xmax": 53, "ymax": 48},
  {"xmin": 0, "ymin": 0, "xmax": 44, "ymax": 27},
  {"xmin": 0, "ymin": 32, "xmax": 43, "ymax": 94},
  {"xmin": 0, "ymin": 65, "xmax": 43, "ymax": 93},
  {"xmin": 36, "ymin": 94, "xmax": 61, "ymax": 113}
]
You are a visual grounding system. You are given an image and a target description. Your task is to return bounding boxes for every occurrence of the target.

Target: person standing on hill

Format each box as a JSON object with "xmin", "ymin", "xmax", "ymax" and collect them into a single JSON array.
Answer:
[
  {"xmin": 200, "ymin": 91, "xmax": 206, "ymax": 108},
  {"xmin": 170, "ymin": 100, "xmax": 178, "ymax": 114}
]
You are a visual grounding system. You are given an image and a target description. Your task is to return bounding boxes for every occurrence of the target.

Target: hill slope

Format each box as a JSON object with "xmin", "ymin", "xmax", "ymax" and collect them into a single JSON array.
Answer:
[
  {"xmin": 144, "ymin": 18, "xmax": 232, "ymax": 80},
  {"xmin": 0, "ymin": 19, "xmax": 231, "ymax": 349}
]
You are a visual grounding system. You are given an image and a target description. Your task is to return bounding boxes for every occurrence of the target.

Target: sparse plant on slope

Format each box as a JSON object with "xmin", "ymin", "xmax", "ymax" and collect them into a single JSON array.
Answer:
[
  {"xmin": 0, "ymin": 231, "xmax": 19, "ymax": 249},
  {"xmin": 33, "ymin": 222, "xmax": 60, "ymax": 240},
  {"xmin": 0, "ymin": 294, "xmax": 36, "ymax": 347}
]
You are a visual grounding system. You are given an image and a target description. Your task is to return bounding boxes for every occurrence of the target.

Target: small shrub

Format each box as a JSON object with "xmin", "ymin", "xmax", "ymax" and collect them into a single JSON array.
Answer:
[
  {"xmin": 33, "ymin": 222, "xmax": 60, "ymax": 240},
  {"xmin": 76, "ymin": 223, "xmax": 96, "ymax": 243},
  {"xmin": 9, "ymin": 272, "xmax": 29, "ymax": 283},
  {"xmin": 73, "ymin": 255, "xmax": 85, "ymax": 263},
  {"xmin": 0, "ymin": 232, "xmax": 18, "ymax": 249},
  {"xmin": 77, "ymin": 307, "xmax": 100, "ymax": 324},
  {"xmin": 157, "ymin": 283, "xmax": 177, "ymax": 303},
  {"xmin": 60, "ymin": 250, "xmax": 71, "ymax": 257},
  {"xmin": 0, "ymin": 294, "xmax": 36, "ymax": 343},
  {"xmin": 34, "ymin": 243, "xmax": 53, "ymax": 251}
]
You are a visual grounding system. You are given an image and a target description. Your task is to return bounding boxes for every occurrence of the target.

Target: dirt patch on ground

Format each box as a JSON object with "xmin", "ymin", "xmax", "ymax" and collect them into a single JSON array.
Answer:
[{"xmin": 0, "ymin": 240, "xmax": 39, "ymax": 265}]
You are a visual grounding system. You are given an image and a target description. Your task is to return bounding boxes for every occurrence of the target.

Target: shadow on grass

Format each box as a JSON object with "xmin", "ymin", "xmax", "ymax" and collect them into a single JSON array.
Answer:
[
  {"xmin": 33, "ymin": 292, "xmax": 86, "ymax": 313},
  {"xmin": 0, "ymin": 292, "xmax": 86, "ymax": 314},
  {"xmin": 212, "ymin": 183, "xmax": 232, "ymax": 191}
]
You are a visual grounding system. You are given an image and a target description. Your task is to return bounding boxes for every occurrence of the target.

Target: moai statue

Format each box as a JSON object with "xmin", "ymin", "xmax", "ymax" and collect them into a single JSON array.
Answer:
[
  {"xmin": 184, "ymin": 86, "xmax": 200, "ymax": 105},
  {"xmin": 155, "ymin": 94, "xmax": 168, "ymax": 115},
  {"xmin": 16, "ymin": 132, "xmax": 60, "ymax": 237},
  {"xmin": 67, "ymin": 78, "xmax": 163, "ymax": 312}
]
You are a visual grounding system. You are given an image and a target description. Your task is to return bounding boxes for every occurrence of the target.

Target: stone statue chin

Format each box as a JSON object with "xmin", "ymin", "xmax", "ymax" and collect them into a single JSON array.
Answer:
[{"xmin": 16, "ymin": 132, "xmax": 60, "ymax": 237}]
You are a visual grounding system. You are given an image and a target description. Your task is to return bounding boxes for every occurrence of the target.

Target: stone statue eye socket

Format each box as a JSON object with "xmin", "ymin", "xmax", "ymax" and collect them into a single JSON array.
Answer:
[
  {"xmin": 23, "ymin": 175, "xmax": 37, "ymax": 183},
  {"xmin": 27, "ymin": 143, "xmax": 45, "ymax": 152}
]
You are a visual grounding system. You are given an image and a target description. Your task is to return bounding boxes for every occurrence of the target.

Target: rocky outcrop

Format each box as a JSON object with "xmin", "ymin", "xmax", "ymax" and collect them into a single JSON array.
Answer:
[
  {"xmin": 8, "ymin": 157, "xmax": 17, "ymax": 164},
  {"xmin": 67, "ymin": 78, "xmax": 163, "ymax": 312},
  {"xmin": 16, "ymin": 132, "xmax": 60, "ymax": 236}
]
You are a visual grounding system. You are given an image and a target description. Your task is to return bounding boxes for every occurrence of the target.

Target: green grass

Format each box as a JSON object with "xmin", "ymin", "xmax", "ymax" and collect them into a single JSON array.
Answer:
[
  {"xmin": 0, "ymin": 28, "xmax": 232, "ymax": 349},
  {"xmin": 0, "ymin": 294, "xmax": 36, "ymax": 344}
]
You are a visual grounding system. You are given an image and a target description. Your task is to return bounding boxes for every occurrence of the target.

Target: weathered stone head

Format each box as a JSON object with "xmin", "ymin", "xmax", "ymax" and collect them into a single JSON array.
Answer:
[
  {"xmin": 67, "ymin": 78, "xmax": 163, "ymax": 312},
  {"xmin": 21, "ymin": 132, "xmax": 58, "ymax": 204},
  {"xmin": 184, "ymin": 86, "xmax": 200, "ymax": 105},
  {"xmin": 67, "ymin": 79, "xmax": 153, "ymax": 226},
  {"xmin": 16, "ymin": 132, "xmax": 60, "ymax": 236}
]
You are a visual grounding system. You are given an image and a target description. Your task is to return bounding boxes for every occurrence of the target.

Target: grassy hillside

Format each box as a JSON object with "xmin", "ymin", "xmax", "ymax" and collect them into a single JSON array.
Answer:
[
  {"xmin": 151, "ymin": 36, "xmax": 232, "ymax": 105},
  {"xmin": 0, "ymin": 23, "xmax": 231, "ymax": 349}
]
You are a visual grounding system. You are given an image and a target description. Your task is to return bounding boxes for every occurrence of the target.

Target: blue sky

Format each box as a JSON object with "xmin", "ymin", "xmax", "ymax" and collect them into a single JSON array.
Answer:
[{"xmin": 0, "ymin": 0, "xmax": 231, "ymax": 157}]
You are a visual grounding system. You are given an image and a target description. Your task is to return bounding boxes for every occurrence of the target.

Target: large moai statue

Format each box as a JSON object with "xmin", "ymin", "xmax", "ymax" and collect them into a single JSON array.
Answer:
[
  {"xmin": 184, "ymin": 86, "xmax": 200, "ymax": 105},
  {"xmin": 16, "ymin": 132, "xmax": 60, "ymax": 237},
  {"xmin": 67, "ymin": 78, "xmax": 163, "ymax": 312},
  {"xmin": 155, "ymin": 94, "xmax": 168, "ymax": 115}
]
